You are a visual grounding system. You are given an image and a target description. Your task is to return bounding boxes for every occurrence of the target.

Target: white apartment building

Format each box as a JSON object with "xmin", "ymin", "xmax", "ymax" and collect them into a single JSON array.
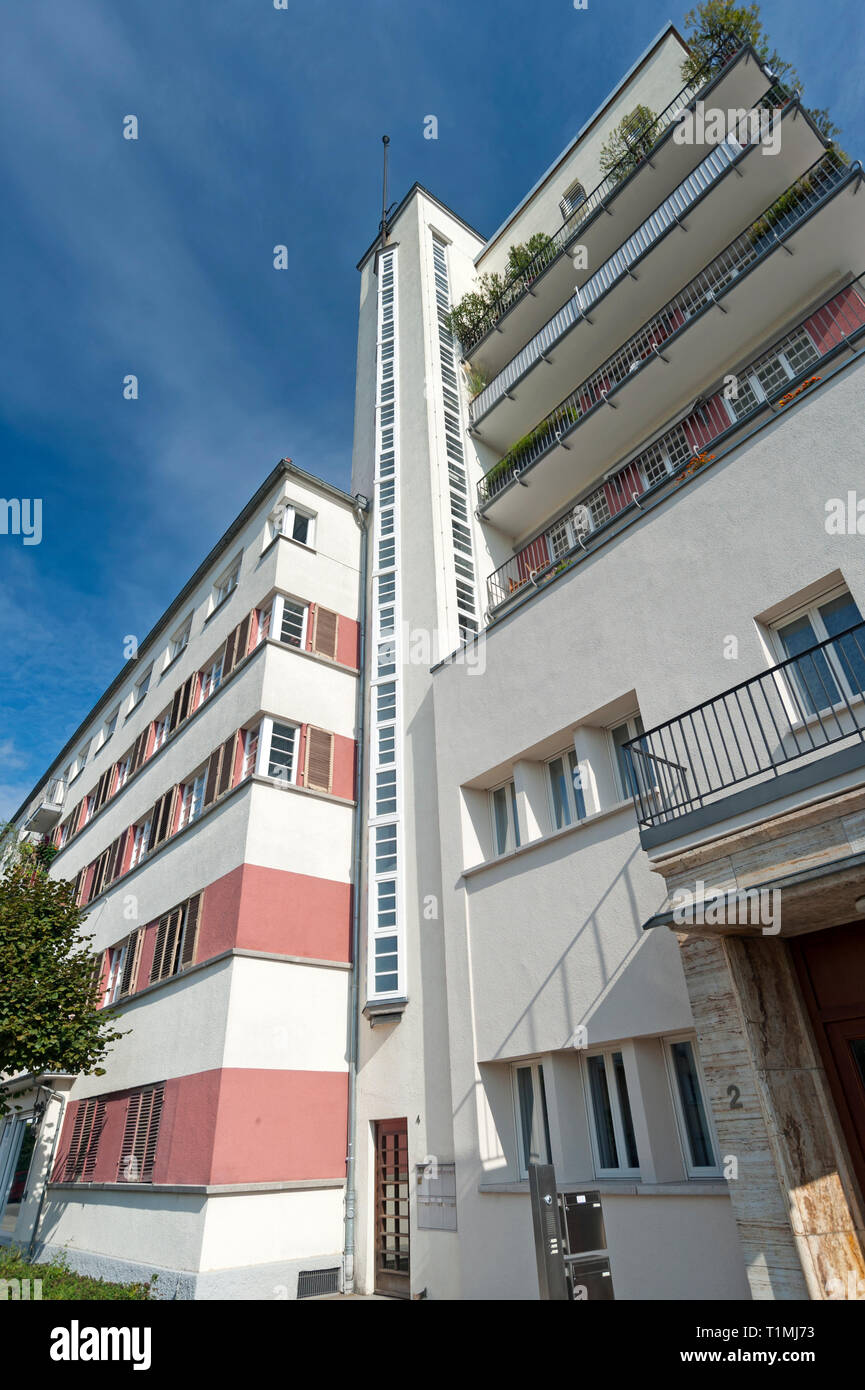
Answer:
[
  {"xmin": 3, "ymin": 462, "xmax": 364, "ymax": 1298},
  {"xmin": 5, "ymin": 20, "xmax": 865, "ymax": 1303},
  {"xmin": 350, "ymin": 22, "xmax": 865, "ymax": 1300}
]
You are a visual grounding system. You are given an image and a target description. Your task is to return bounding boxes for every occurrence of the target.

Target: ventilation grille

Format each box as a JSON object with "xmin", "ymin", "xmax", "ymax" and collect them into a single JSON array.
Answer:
[{"xmin": 296, "ymin": 1267, "xmax": 340, "ymax": 1300}]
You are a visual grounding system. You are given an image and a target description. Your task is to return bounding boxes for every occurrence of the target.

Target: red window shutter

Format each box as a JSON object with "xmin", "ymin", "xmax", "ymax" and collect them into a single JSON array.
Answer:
[
  {"xmin": 179, "ymin": 893, "xmax": 203, "ymax": 969},
  {"xmin": 312, "ymin": 606, "xmax": 339, "ymax": 660},
  {"xmin": 61, "ymin": 1101, "xmax": 86, "ymax": 1181},
  {"xmin": 304, "ymin": 727, "xmax": 334, "ymax": 793}
]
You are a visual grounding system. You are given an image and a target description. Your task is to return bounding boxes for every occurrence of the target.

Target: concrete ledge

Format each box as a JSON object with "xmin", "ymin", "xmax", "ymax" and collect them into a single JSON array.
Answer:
[
  {"xmin": 48, "ymin": 1178, "xmax": 345, "ymax": 1195},
  {"xmin": 478, "ymin": 1179, "xmax": 730, "ymax": 1197}
]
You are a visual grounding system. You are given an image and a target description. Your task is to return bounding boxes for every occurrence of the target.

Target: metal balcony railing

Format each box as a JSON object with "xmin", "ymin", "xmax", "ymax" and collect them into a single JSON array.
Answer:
[
  {"xmin": 477, "ymin": 149, "xmax": 856, "ymax": 507},
  {"xmin": 485, "ymin": 277, "xmax": 865, "ymax": 611},
  {"xmin": 623, "ymin": 622, "xmax": 865, "ymax": 830},
  {"xmin": 458, "ymin": 32, "xmax": 746, "ymax": 357},
  {"xmin": 469, "ymin": 86, "xmax": 789, "ymax": 424}
]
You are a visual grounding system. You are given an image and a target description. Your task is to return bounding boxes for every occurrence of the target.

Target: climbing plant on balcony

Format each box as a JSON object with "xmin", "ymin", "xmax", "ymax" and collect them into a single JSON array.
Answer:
[
  {"xmin": 598, "ymin": 105, "xmax": 661, "ymax": 185},
  {"xmin": 444, "ymin": 233, "xmax": 554, "ymax": 349},
  {"xmin": 680, "ymin": 1, "xmax": 846, "ymax": 153}
]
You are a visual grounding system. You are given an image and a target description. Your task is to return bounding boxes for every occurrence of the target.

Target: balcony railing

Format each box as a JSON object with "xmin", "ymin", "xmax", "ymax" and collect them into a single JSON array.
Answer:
[
  {"xmin": 477, "ymin": 149, "xmax": 855, "ymax": 507},
  {"xmin": 458, "ymin": 32, "xmax": 746, "ymax": 357},
  {"xmin": 469, "ymin": 86, "xmax": 789, "ymax": 424},
  {"xmin": 623, "ymin": 623, "xmax": 865, "ymax": 831},
  {"xmin": 485, "ymin": 277, "xmax": 865, "ymax": 611},
  {"xmin": 26, "ymin": 777, "xmax": 66, "ymax": 833}
]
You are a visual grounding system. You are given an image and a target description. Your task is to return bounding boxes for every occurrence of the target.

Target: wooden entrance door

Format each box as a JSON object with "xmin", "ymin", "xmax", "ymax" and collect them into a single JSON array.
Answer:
[
  {"xmin": 790, "ymin": 920, "xmax": 865, "ymax": 1205},
  {"xmin": 374, "ymin": 1118, "xmax": 410, "ymax": 1297}
]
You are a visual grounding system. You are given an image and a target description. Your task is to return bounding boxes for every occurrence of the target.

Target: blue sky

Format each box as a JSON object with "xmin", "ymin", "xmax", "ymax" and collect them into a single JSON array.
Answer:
[{"xmin": 1, "ymin": 0, "xmax": 863, "ymax": 817}]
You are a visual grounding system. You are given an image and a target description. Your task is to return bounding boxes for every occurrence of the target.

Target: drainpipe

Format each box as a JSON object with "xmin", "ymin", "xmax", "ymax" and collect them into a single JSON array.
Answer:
[{"xmin": 344, "ymin": 491, "xmax": 369, "ymax": 1294}]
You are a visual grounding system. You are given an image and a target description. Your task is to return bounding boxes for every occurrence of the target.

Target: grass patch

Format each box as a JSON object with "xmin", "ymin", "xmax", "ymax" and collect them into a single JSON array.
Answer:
[{"xmin": 0, "ymin": 1245, "xmax": 152, "ymax": 1300}]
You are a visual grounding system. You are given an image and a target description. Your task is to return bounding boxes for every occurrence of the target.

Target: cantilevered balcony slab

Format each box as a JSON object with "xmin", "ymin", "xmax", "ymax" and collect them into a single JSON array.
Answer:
[
  {"xmin": 477, "ymin": 171, "xmax": 863, "ymax": 539},
  {"xmin": 469, "ymin": 103, "xmax": 825, "ymax": 453},
  {"xmin": 467, "ymin": 44, "xmax": 774, "ymax": 378}
]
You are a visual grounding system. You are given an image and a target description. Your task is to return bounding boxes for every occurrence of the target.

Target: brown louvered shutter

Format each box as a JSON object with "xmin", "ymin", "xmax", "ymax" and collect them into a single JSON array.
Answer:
[
  {"xmin": 73, "ymin": 867, "xmax": 86, "ymax": 905},
  {"xmin": 216, "ymin": 733, "xmax": 237, "ymax": 797},
  {"xmin": 118, "ymin": 1085, "xmax": 164, "ymax": 1183},
  {"xmin": 90, "ymin": 847, "xmax": 111, "ymax": 900},
  {"xmin": 148, "ymin": 787, "xmax": 178, "ymax": 850},
  {"xmin": 222, "ymin": 625, "xmax": 239, "ymax": 676},
  {"xmin": 179, "ymin": 893, "xmax": 202, "ymax": 969},
  {"xmin": 305, "ymin": 727, "xmax": 334, "ymax": 793},
  {"xmin": 223, "ymin": 613, "xmax": 252, "ymax": 679},
  {"xmin": 93, "ymin": 768, "xmax": 112, "ymax": 814},
  {"xmin": 81, "ymin": 1101, "xmax": 106, "ymax": 1181},
  {"xmin": 64, "ymin": 1097, "xmax": 104, "ymax": 1181},
  {"xmin": 168, "ymin": 674, "xmax": 195, "ymax": 733},
  {"xmin": 118, "ymin": 928, "xmax": 144, "ymax": 997},
  {"xmin": 312, "ymin": 606, "xmax": 339, "ymax": 660},
  {"xmin": 203, "ymin": 746, "xmax": 222, "ymax": 807},
  {"xmin": 130, "ymin": 727, "xmax": 149, "ymax": 774},
  {"xmin": 70, "ymin": 800, "xmax": 84, "ymax": 835},
  {"xmin": 107, "ymin": 830, "xmax": 128, "ymax": 884},
  {"xmin": 150, "ymin": 907, "xmax": 183, "ymax": 982}
]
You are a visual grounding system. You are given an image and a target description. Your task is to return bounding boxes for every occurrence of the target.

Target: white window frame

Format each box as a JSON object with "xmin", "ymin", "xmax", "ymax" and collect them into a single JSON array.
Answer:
[
  {"xmin": 212, "ymin": 555, "xmax": 241, "ymax": 610},
  {"xmin": 546, "ymin": 748, "xmax": 585, "ymax": 829},
  {"xmin": 242, "ymin": 723, "xmax": 260, "ymax": 779},
  {"xmin": 199, "ymin": 652, "xmax": 224, "ymax": 704},
  {"xmin": 269, "ymin": 499, "xmax": 316, "ymax": 549},
  {"xmin": 103, "ymin": 943, "xmax": 128, "ymax": 1006},
  {"xmin": 270, "ymin": 593, "xmax": 309, "ymax": 650},
  {"xmin": 256, "ymin": 716, "xmax": 299, "ymax": 785},
  {"xmin": 722, "ymin": 327, "xmax": 820, "ymax": 425},
  {"xmin": 512, "ymin": 1061, "xmax": 552, "ymax": 1179},
  {"xmin": 115, "ymin": 756, "xmax": 131, "ymax": 791},
  {"xmin": 167, "ymin": 615, "xmax": 192, "ymax": 665},
  {"xmin": 608, "ymin": 714, "xmax": 644, "ymax": 801},
  {"xmin": 129, "ymin": 819, "xmax": 151, "ymax": 870},
  {"xmin": 101, "ymin": 706, "xmax": 119, "ymax": 747},
  {"xmin": 178, "ymin": 768, "xmax": 207, "ymax": 829},
  {"xmin": 71, "ymin": 742, "xmax": 90, "ymax": 783},
  {"xmin": 490, "ymin": 779, "xmax": 520, "ymax": 857},
  {"xmin": 152, "ymin": 710, "xmax": 170, "ymax": 753},
  {"xmin": 582, "ymin": 1046, "xmax": 641, "ymax": 1179},
  {"xmin": 768, "ymin": 585, "xmax": 865, "ymax": 721},
  {"xmin": 663, "ymin": 1033, "xmax": 721, "ymax": 1178}
]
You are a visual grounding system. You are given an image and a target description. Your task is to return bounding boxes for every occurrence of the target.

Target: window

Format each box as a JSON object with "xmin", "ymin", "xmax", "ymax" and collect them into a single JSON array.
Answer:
[
  {"xmin": 103, "ymin": 943, "xmax": 128, "ymax": 1006},
  {"xmin": 584, "ymin": 1049, "xmax": 640, "ymax": 1176},
  {"xmin": 178, "ymin": 768, "xmax": 207, "ymax": 829},
  {"xmin": 491, "ymin": 780, "xmax": 520, "ymax": 856},
  {"xmin": 149, "ymin": 895, "xmax": 202, "ymax": 984},
  {"xmin": 513, "ymin": 1062, "xmax": 552, "ymax": 1178},
  {"xmin": 199, "ymin": 652, "xmax": 224, "ymax": 704},
  {"xmin": 114, "ymin": 756, "xmax": 131, "ymax": 791},
  {"xmin": 168, "ymin": 616, "xmax": 192, "ymax": 664},
  {"xmin": 560, "ymin": 180, "xmax": 587, "ymax": 220},
  {"xmin": 102, "ymin": 707, "xmax": 119, "ymax": 746},
  {"xmin": 375, "ymin": 823, "xmax": 398, "ymax": 874},
  {"xmin": 152, "ymin": 710, "xmax": 170, "ymax": 752},
  {"xmin": 772, "ymin": 588, "xmax": 865, "ymax": 717},
  {"xmin": 375, "ymin": 766, "xmax": 397, "ymax": 815},
  {"xmin": 665, "ymin": 1036, "xmax": 719, "ymax": 1175},
  {"xmin": 129, "ymin": 819, "xmax": 151, "ymax": 870},
  {"xmin": 270, "ymin": 500, "xmax": 316, "ymax": 548},
  {"xmin": 548, "ymin": 749, "xmax": 586, "ymax": 829},
  {"xmin": 724, "ymin": 327, "xmax": 820, "ymax": 425},
  {"xmin": 132, "ymin": 665, "xmax": 152, "ymax": 708},
  {"xmin": 609, "ymin": 715, "xmax": 644, "ymax": 799},
  {"xmin": 213, "ymin": 557, "xmax": 241, "ymax": 609},
  {"xmin": 71, "ymin": 742, "xmax": 90, "ymax": 782},
  {"xmin": 267, "ymin": 722, "xmax": 297, "ymax": 782},
  {"xmin": 376, "ymin": 682, "xmax": 396, "ymax": 722},
  {"xmin": 280, "ymin": 598, "xmax": 308, "ymax": 648}
]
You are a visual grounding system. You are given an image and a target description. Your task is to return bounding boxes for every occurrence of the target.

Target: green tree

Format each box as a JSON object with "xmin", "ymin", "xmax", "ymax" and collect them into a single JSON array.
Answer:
[
  {"xmin": 0, "ymin": 832, "xmax": 124, "ymax": 1115},
  {"xmin": 680, "ymin": 1, "xmax": 846, "ymax": 152},
  {"xmin": 599, "ymin": 105, "xmax": 661, "ymax": 183}
]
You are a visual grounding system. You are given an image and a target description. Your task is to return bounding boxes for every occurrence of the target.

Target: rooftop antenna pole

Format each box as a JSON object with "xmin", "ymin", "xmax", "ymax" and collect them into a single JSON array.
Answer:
[{"xmin": 380, "ymin": 135, "xmax": 390, "ymax": 254}]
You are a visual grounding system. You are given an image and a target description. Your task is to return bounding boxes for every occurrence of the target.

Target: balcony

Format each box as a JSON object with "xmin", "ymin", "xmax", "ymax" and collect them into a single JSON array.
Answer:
[
  {"xmin": 469, "ymin": 88, "xmax": 815, "ymax": 449},
  {"xmin": 623, "ymin": 623, "xmax": 865, "ymax": 850},
  {"xmin": 26, "ymin": 778, "xmax": 66, "ymax": 833},
  {"xmin": 476, "ymin": 150, "xmax": 862, "ymax": 538},
  {"xmin": 463, "ymin": 33, "xmax": 769, "ymax": 375},
  {"xmin": 485, "ymin": 279, "xmax": 865, "ymax": 613}
]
